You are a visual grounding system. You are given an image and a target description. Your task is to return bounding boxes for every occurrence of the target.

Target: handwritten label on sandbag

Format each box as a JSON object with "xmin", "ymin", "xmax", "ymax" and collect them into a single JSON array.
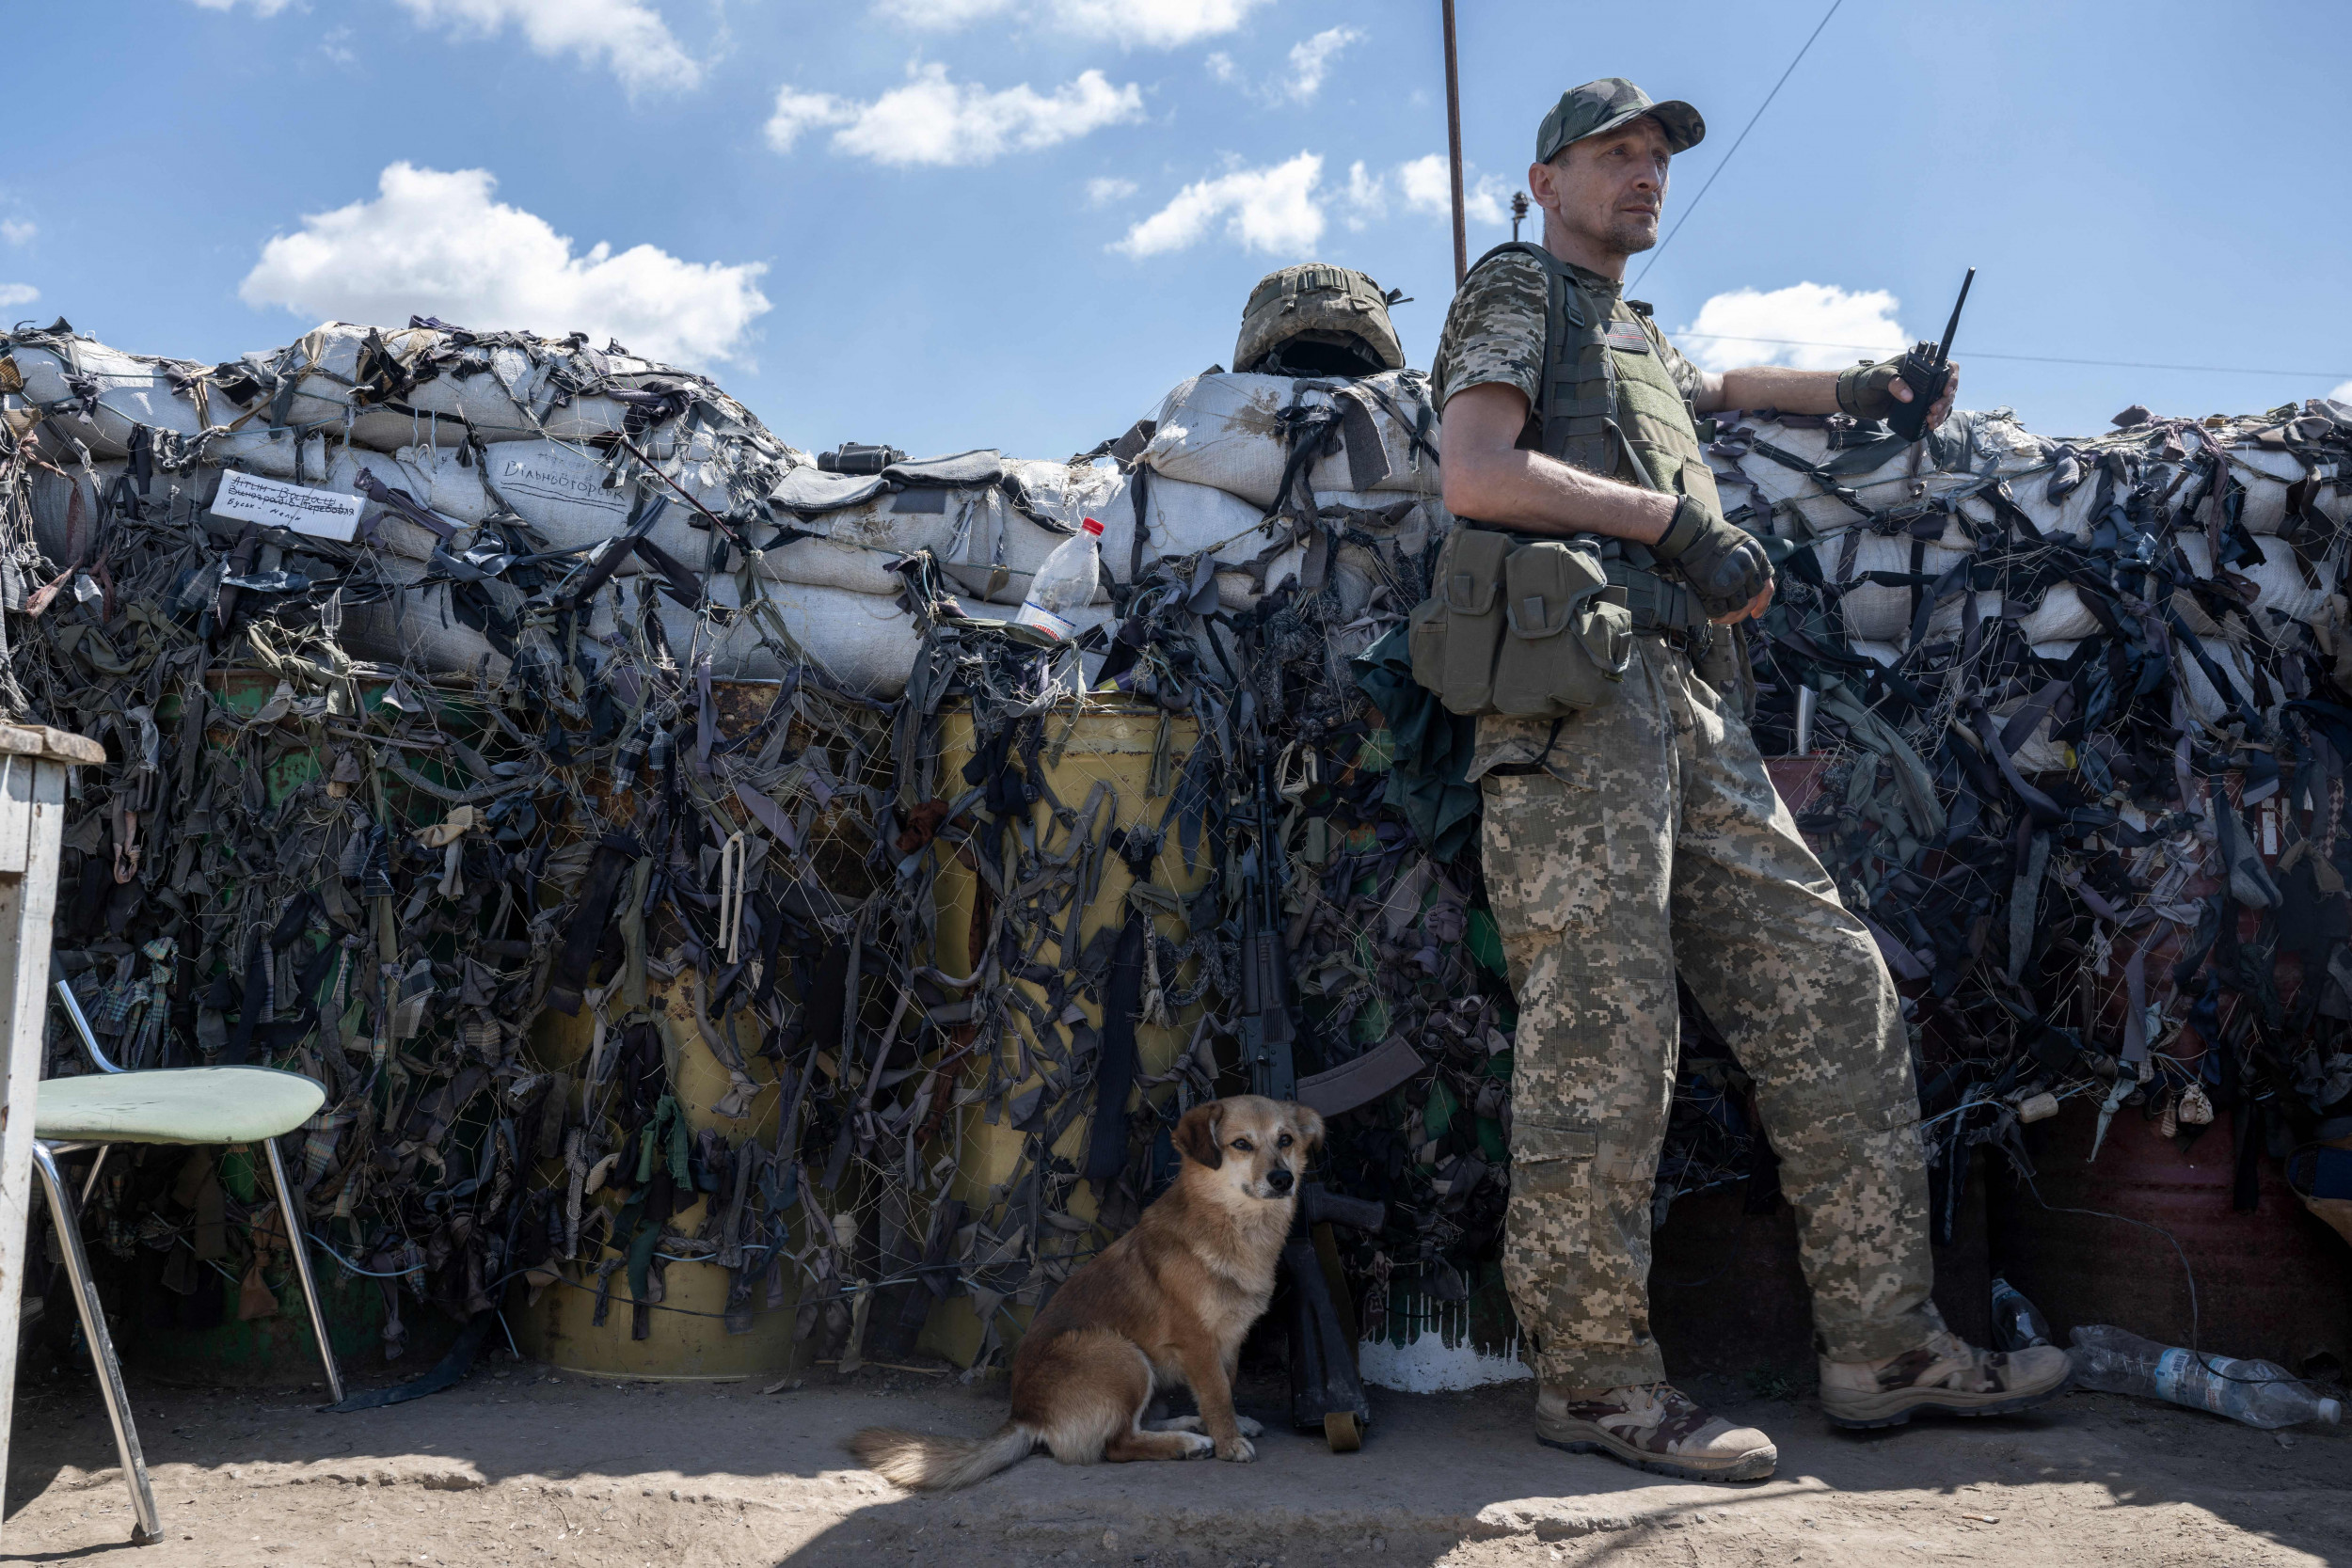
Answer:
[{"xmin": 212, "ymin": 470, "xmax": 365, "ymax": 542}]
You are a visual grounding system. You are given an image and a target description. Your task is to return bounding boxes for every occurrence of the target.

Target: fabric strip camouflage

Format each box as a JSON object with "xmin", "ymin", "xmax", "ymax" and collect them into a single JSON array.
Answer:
[{"xmin": 1482, "ymin": 640, "xmax": 1943, "ymax": 1389}]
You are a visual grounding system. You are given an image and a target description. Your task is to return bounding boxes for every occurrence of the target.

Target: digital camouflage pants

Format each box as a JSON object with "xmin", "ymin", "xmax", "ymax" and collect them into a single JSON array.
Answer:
[{"xmin": 1480, "ymin": 639, "xmax": 1945, "ymax": 1391}]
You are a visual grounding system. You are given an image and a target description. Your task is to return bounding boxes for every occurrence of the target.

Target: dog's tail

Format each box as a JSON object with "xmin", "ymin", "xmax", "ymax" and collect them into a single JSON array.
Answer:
[{"xmin": 850, "ymin": 1421, "xmax": 1037, "ymax": 1491}]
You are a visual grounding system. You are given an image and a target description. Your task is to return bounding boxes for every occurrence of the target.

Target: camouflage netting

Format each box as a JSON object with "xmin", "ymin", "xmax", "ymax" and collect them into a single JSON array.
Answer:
[{"xmin": 8, "ymin": 308, "xmax": 2351, "ymax": 1376}]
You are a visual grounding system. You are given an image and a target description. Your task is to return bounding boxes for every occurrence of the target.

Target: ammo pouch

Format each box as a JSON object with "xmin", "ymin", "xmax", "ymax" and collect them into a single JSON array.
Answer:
[{"xmin": 1407, "ymin": 526, "xmax": 1635, "ymax": 718}]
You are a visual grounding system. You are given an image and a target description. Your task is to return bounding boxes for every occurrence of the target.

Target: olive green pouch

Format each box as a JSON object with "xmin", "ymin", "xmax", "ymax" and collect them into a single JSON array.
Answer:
[
  {"xmin": 1409, "ymin": 526, "xmax": 1512, "ymax": 716},
  {"xmin": 1490, "ymin": 539, "xmax": 1634, "ymax": 716},
  {"xmin": 1410, "ymin": 527, "xmax": 1632, "ymax": 718}
]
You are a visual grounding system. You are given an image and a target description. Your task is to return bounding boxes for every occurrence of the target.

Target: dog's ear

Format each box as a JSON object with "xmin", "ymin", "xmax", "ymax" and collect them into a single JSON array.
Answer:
[
  {"xmin": 1292, "ymin": 1104, "xmax": 1326, "ymax": 1156},
  {"xmin": 1173, "ymin": 1101, "xmax": 1224, "ymax": 1170}
]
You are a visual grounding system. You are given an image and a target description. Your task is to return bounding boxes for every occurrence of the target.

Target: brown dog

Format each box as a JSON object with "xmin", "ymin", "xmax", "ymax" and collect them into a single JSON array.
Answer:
[{"xmin": 850, "ymin": 1095, "xmax": 1322, "ymax": 1490}]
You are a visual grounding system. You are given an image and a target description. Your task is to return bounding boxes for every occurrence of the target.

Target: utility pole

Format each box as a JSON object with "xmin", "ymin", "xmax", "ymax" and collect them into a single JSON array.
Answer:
[
  {"xmin": 1510, "ymin": 191, "xmax": 1528, "ymax": 241},
  {"xmin": 1441, "ymin": 0, "xmax": 1467, "ymax": 285}
]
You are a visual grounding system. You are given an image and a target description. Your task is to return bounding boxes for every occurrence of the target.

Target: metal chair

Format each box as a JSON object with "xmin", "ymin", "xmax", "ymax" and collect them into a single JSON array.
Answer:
[{"xmin": 34, "ymin": 981, "xmax": 343, "ymax": 1543}]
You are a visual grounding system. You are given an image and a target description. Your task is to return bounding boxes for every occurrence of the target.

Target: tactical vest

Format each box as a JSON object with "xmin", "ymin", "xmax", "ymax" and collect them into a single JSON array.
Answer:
[
  {"xmin": 1409, "ymin": 244, "xmax": 1740, "ymax": 719},
  {"xmin": 1485, "ymin": 240, "xmax": 1726, "ymax": 529}
]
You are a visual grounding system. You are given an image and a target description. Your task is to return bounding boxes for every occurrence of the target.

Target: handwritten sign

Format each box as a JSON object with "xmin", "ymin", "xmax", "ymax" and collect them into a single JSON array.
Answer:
[{"xmin": 211, "ymin": 470, "xmax": 365, "ymax": 542}]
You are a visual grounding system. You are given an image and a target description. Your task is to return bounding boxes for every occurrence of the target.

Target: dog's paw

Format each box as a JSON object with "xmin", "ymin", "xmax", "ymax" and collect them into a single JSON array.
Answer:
[
  {"xmin": 1235, "ymin": 1416, "xmax": 1263, "ymax": 1437},
  {"xmin": 1216, "ymin": 1435, "xmax": 1257, "ymax": 1463},
  {"xmin": 1181, "ymin": 1432, "xmax": 1216, "ymax": 1459}
]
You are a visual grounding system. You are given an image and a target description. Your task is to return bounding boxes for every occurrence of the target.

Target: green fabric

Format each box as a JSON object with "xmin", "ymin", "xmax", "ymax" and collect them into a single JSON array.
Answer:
[
  {"xmin": 1353, "ymin": 624, "xmax": 1482, "ymax": 859},
  {"xmin": 35, "ymin": 1067, "xmax": 325, "ymax": 1145}
]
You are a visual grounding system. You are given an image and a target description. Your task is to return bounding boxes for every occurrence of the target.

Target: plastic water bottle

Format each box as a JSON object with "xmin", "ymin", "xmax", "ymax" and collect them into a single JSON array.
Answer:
[
  {"xmin": 1013, "ymin": 516, "xmax": 1104, "ymax": 640},
  {"xmin": 1989, "ymin": 1276, "xmax": 2053, "ymax": 1351},
  {"xmin": 2069, "ymin": 1324, "xmax": 2343, "ymax": 1429}
]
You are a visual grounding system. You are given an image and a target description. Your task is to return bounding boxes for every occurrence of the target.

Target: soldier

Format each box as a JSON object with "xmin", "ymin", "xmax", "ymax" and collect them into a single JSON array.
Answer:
[{"xmin": 1431, "ymin": 78, "xmax": 2072, "ymax": 1483}]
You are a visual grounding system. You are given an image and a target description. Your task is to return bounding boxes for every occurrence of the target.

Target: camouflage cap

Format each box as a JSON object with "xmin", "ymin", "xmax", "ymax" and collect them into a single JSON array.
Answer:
[{"xmin": 1535, "ymin": 77, "xmax": 1705, "ymax": 163}]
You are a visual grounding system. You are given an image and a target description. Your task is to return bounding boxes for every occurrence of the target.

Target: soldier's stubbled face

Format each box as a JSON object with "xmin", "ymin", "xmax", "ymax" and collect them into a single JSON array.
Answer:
[{"xmin": 1529, "ymin": 116, "xmax": 1672, "ymax": 261}]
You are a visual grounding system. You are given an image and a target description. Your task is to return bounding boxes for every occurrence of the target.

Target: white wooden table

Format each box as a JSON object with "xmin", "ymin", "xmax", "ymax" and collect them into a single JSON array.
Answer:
[{"xmin": 0, "ymin": 722, "xmax": 106, "ymax": 1532}]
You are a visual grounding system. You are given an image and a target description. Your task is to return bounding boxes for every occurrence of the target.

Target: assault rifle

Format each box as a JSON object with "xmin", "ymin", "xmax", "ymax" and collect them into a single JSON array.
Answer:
[{"xmin": 1232, "ymin": 690, "xmax": 1388, "ymax": 1451}]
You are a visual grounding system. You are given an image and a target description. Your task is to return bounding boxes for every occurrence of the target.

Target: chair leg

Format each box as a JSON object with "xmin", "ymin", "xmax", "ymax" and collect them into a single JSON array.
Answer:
[
  {"xmin": 263, "ymin": 1137, "xmax": 345, "ymax": 1405},
  {"xmin": 77, "ymin": 1143, "xmax": 109, "ymax": 1206},
  {"xmin": 31, "ymin": 1143, "xmax": 160, "ymax": 1544}
]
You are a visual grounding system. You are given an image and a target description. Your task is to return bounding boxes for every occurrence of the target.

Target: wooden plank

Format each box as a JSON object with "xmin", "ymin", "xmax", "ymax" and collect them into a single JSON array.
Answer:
[
  {"xmin": 0, "ymin": 757, "xmax": 72, "ymax": 1538},
  {"xmin": 0, "ymin": 725, "xmax": 105, "ymax": 767},
  {"xmin": 0, "ymin": 755, "xmax": 33, "ymax": 876}
]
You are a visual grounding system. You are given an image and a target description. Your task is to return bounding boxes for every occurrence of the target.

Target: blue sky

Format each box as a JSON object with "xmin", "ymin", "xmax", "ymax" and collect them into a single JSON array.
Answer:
[{"xmin": 5, "ymin": 1, "xmax": 2347, "ymax": 461}]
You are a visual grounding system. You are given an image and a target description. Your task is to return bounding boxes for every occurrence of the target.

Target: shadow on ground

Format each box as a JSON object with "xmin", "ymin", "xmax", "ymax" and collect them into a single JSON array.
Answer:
[{"xmin": 8, "ymin": 1352, "xmax": 2348, "ymax": 1567}]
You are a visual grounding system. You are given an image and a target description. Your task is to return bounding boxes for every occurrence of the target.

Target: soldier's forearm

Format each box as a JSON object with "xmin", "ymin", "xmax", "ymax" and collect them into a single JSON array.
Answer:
[
  {"xmin": 1695, "ymin": 365, "xmax": 1843, "ymax": 417},
  {"xmin": 1441, "ymin": 443, "xmax": 1678, "ymax": 544}
]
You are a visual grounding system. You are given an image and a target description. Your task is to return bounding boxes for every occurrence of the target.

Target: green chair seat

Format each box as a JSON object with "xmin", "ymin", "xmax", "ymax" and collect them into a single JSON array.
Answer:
[{"xmin": 35, "ymin": 1067, "xmax": 326, "ymax": 1146}]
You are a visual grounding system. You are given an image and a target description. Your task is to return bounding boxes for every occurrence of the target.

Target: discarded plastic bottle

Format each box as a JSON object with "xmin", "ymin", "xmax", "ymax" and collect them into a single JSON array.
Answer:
[
  {"xmin": 1013, "ymin": 515, "xmax": 1104, "ymax": 640},
  {"xmin": 1990, "ymin": 1276, "xmax": 2053, "ymax": 1351},
  {"xmin": 2070, "ymin": 1324, "xmax": 2343, "ymax": 1429}
]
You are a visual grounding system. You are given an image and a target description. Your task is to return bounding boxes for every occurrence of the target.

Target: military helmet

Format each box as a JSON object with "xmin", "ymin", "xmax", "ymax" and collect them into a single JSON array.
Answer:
[{"xmin": 1233, "ymin": 263, "xmax": 1406, "ymax": 379}]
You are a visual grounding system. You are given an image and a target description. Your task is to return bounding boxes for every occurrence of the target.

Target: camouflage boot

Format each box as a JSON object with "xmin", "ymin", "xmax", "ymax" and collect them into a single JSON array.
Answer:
[
  {"xmin": 1819, "ymin": 1329, "xmax": 2074, "ymax": 1429},
  {"xmin": 1534, "ymin": 1384, "xmax": 1777, "ymax": 1482}
]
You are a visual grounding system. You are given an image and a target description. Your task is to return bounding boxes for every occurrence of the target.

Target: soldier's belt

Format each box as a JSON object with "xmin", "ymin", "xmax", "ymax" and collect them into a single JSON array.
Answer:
[{"xmin": 1604, "ymin": 562, "xmax": 1713, "ymax": 647}]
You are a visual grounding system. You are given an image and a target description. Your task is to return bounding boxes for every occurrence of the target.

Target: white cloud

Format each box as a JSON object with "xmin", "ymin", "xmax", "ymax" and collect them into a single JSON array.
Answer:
[
  {"xmin": 1394, "ymin": 155, "xmax": 1446, "ymax": 214},
  {"xmin": 238, "ymin": 164, "xmax": 769, "ymax": 368},
  {"xmin": 0, "ymin": 283, "xmax": 39, "ymax": 309},
  {"xmin": 389, "ymin": 0, "xmax": 702, "ymax": 93},
  {"xmin": 766, "ymin": 64, "xmax": 1142, "ymax": 167},
  {"xmin": 1087, "ymin": 176, "xmax": 1138, "ymax": 206},
  {"xmin": 1, "ymin": 220, "xmax": 34, "ymax": 247},
  {"xmin": 870, "ymin": 0, "xmax": 1016, "ymax": 25},
  {"xmin": 1283, "ymin": 26, "xmax": 1358, "ymax": 102},
  {"xmin": 1388, "ymin": 155, "xmax": 1509, "ymax": 225},
  {"xmin": 188, "ymin": 0, "xmax": 299, "ymax": 14},
  {"xmin": 1342, "ymin": 160, "xmax": 1384, "ymax": 230},
  {"xmin": 1114, "ymin": 152, "xmax": 1323, "ymax": 259},
  {"xmin": 764, "ymin": 87, "xmax": 855, "ymax": 152},
  {"xmin": 1677, "ymin": 283, "xmax": 1907, "ymax": 374},
  {"xmin": 1204, "ymin": 51, "xmax": 1238, "ymax": 83},
  {"xmin": 2331, "ymin": 379, "xmax": 2352, "ymax": 405},
  {"xmin": 320, "ymin": 24, "xmax": 356, "ymax": 65},
  {"xmin": 872, "ymin": 0, "xmax": 1270, "ymax": 48}
]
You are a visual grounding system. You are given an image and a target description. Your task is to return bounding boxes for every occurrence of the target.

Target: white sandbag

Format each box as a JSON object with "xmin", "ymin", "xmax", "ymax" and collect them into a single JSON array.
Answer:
[
  {"xmin": 1727, "ymin": 421, "xmax": 1979, "ymax": 540},
  {"xmin": 1299, "ymin": 370, "xmax": 1439, "ymax": 498},
  {"xmin": 1825, "ymin": 535, "xmax": 1965, "ymax": 643},
  {"xmin": 329, "ymin": 439, "xmax": 745, "ymax": 574},
  {"xmin": 24, "ymin": 462, "xmax": 119, "ymax": 562},
  {"xmin": 2176, "ymin": 638, "xmax": 2261, "ymax": 725},
  {"xmin": 1728, "ymin": 413, "xmax": 2057, "ymax": 542},
  {"xmin": 2170, "ymin": 531, "xmax": 2343, "ymax": 640},
  {"xmin": 1140, "ymin": 370, "xmax": 1438, "ymax": 509},
  {"xmin": 205, "ymin": 426, "xmax": 329, "ymax": 483},
  {"xmin": 948, "ymin": 470, "xmax": 1270, "ymax": 606},
  {"xmin": 4, "ymin": 336, "xmax": 207, "ymax": 458},
  {"xmin": 269, "ymin": 322, "xmax": 793, "ymax": 453},
  {"xmin": 271, "ymin": 323, "xmax": 612, "ymax": 448},
  {"xmin": 2228, "ymin": 444, "xmax": 2346, "ymax": 535},
  {"xmin": 757, "ymin": 484, "xmax": 982, "ymax": 595},
  {"xmin": 343, "ymin": 573, "xmax": 930, "ymax": 697},
  {"xmin": 2014, "ymin": 583, "xmax": 2105, "ymax": 642}
]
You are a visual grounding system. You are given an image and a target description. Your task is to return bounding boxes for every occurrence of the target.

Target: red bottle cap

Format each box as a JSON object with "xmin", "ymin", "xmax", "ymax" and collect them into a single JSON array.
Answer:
[{"xmin": 1080, "ymin": 516, "xmax": 1104, "ymax": 536}]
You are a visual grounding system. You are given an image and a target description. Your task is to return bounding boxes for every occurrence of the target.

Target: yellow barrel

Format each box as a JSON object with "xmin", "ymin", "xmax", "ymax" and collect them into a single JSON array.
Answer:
[
  {"xmin": 513, "ymin": 988, "xmax": 808, "ymax": 1381},
  {"xmin": 916, "ymin": 703, "xmax": 1210, "ymax": 1367}
]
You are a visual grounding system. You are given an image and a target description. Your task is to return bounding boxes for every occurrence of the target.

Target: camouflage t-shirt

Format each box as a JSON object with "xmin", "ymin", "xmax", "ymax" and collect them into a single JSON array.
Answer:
[
  {"xmin": 1430, "ymin": 247, "xmax": 1703, "ymax": 425},
  {"xmin": 1428, "ymin": 246, "xmax": 1707, "ymax": 779}
]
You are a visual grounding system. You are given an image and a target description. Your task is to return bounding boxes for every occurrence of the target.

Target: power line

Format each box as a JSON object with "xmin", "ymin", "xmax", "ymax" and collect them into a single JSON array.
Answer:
[
  {"xmin": 1631, "ymin": 0, "xmax": 1842, "ymax": 290},
  {"xmin": 1670, "ymin": 332, "xmax": 2352, "ymax": 379}
]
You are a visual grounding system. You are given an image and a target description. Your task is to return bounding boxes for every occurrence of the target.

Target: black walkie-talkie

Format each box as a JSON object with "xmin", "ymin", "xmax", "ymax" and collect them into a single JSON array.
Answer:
[{"xmin": 1886, "ymin": 266, "xmax": 1975, "ymax": 442}]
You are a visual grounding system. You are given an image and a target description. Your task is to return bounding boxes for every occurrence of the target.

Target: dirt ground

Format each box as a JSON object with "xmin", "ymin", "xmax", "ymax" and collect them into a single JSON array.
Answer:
[{"xmin": 4, "ymin": 1353, "xmax": 2347, "ymax": 1568}]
